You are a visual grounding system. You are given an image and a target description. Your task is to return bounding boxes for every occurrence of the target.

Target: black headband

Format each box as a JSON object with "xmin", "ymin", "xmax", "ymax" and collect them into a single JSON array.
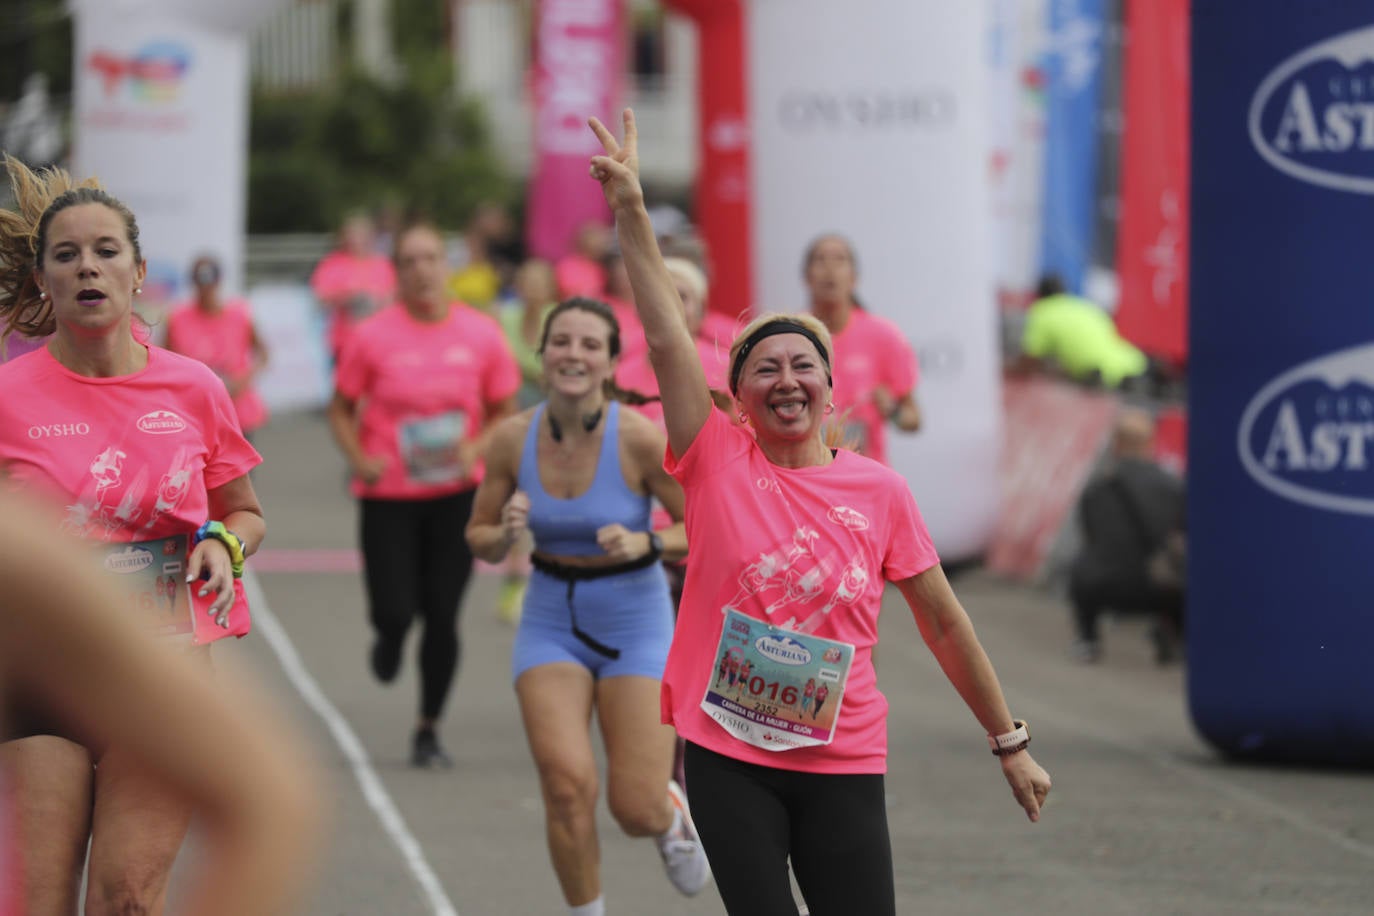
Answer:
[{"xmin": 729, "ymin": 320, "xmax": 832, "ymax": 394}]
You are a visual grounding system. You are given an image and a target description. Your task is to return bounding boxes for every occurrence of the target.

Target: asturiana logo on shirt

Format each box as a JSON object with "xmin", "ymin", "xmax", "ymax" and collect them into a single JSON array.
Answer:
[
  {"xmin": 104, "ymin": 545, "xmax": 154, "ymax": 574},
  {"xmin": 753, "ymin": 634, "xmax": 813, "ymax": 666},
  {"xmin": 1248, "ymin": 25, "xmax": 1374, "ymax": 194},
  {"xmin": 826, "ymin": 506, "xmax": 870, "ymax": 530},
  {"xmin": 137, "ymin": 410, "xmax": 187, "ymax": 435},
  {"xmin": 1238, "ymin": 341, "xmax": 1374, "ymax": 516}
]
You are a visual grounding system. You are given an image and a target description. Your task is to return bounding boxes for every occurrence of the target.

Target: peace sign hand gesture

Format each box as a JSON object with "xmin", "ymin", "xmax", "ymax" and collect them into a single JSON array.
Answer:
[{"xmin": 588, "ymin": 108, "xmax": 644, "ymax": 214}]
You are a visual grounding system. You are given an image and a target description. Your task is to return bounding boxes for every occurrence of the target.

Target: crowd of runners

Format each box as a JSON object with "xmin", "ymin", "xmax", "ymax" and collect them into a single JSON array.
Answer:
[{"xmin": 0, "ymin": 109, "xmax": 1049, "ymax": 916}]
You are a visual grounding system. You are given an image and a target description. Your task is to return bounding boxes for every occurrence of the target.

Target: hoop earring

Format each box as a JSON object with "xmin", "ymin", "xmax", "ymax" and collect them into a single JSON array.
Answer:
[
  {"xmin": 825, "ymin": 402, "xmax": 835, "ymax": 415},
  {"xmin": 737, "ymin": 411, "xmax": 748, "ymax": 425}
]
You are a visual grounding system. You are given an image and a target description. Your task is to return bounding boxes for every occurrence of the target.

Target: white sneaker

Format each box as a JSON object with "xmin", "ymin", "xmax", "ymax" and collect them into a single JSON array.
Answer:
[{"xmin": 658, "ymin": 780, "xmax": 711, "ymax": 896}]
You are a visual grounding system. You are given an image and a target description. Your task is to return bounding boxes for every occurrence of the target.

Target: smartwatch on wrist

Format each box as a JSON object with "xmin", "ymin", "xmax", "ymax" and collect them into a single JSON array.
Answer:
[
  {"xmin": 647, "ymin": 531, "xmax": 664, "ymax": 559},
  {"xmin": 988, "ymin": 719, "xmax": 1031, "ymax": 756}
]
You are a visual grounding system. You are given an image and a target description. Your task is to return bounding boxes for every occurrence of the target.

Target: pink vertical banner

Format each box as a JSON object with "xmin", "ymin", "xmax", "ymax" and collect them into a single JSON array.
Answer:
[{"xmin": 526, "ymin": 0, "xmax": 624, "ymax": 261}]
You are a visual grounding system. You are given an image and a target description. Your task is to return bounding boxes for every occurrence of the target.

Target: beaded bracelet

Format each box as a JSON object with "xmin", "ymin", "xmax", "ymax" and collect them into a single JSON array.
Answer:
[{"xmin": 194, "ymin": 520, "xmax": 246, "ymax": 578}]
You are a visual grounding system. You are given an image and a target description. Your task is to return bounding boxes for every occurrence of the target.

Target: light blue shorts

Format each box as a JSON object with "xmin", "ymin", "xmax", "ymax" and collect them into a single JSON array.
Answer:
[{"xmin": 512, "ymin": 564, "xmax": 675, "ymax": 682}]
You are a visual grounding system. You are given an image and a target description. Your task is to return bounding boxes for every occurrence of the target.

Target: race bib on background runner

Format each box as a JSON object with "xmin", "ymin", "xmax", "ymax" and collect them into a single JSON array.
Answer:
[
  {"xmin": 702, "ymin": 609, "xmax": 854, "ymax": 751},
  {"xmin": 398, "ymin": 411, "xmax": 467, "ymax": 483}
]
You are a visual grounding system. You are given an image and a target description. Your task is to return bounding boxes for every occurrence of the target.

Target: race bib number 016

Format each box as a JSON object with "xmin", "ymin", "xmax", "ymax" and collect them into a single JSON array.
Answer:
[
  {"xmin": 702, "ymin": 609, "xmax": 854, "ymax": 752},
  {"xmin": 101, "ymin": 534, "xmax": 193, "ymax": 639}
]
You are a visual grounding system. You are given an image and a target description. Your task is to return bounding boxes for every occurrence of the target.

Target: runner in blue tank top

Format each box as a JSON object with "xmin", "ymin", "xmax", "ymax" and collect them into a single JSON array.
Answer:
[{"xmin": 467, "ymin": 298, "xmax": 711, "ymax": 915}]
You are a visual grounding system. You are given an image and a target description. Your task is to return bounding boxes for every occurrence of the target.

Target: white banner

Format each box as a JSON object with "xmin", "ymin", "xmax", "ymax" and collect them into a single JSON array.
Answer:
[
  {"xmin": 248, "ymin": 283, "xmax": 332, "ymax": 413},
  {"xmin": 70, "ymin": 1, "xmax": 285, "ymax": 317},
  {"xmin": 748, "ymin": 0, "xmax": 1001, "ymax": 558},
  {"xmin": 987, "ymin": 0, "xmax": 1049, "ymax": 310}
]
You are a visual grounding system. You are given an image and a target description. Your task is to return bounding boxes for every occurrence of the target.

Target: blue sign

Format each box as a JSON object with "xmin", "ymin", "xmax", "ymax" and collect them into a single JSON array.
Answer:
[
  {"xmin": 1039, "ymin": 0, "xmax": 1105, "ymax": 291},
  {"xmin": 1190, "ymin": 2, "xmax": 1374, "ymax": 765}
]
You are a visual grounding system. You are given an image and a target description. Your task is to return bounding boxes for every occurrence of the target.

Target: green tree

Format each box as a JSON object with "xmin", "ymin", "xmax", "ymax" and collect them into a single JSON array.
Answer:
[
  {"xmin": 0, "ymin": 1, "xmax": 72, "ymax": 102},
  {"xmin": 248, "ymin": 0, "xmax": 515, "ymax": 233}
]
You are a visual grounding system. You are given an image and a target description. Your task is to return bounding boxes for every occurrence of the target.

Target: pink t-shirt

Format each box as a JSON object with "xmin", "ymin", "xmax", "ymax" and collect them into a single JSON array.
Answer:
[
  {"xmin": 827, "ymin": 309, "xmax": 919, "ymax": 466},
  {"xmin": 0, "ymin": 346, "xmax": 261, "ymax": 542},
  {"xmin": 165, "ymin": 301, "xmax": 268, "ymax": 433},
  {"xmin": 617, "ymin": 336, "xmax": 729, "ymax": 433},
  {"xmin": 699, "ymin": 309, "xmax": 745, "ymax": 355},
  {"xmin": 309, "ymin": 251, "xmax": 397, "ymax": 357},
  {"xmin": 554, "ymin": 255, "xmax": 606, "ymax": 299},
  {"xmin": 607, "ymin": 296, "xmax": 648, "ymax": 366},
  {"xmin": 335, "ymin": 304, "xmax": 520, "ymax": 500},
  {"xmin": 663, "ymin": 408, "xmax": 939, "ymax": 774}
]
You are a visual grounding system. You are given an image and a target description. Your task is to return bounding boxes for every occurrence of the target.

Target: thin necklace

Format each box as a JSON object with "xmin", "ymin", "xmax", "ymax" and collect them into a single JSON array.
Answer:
[{"xmin": 549, "ymin": 404, "xmax": 604, "ymax": 442}]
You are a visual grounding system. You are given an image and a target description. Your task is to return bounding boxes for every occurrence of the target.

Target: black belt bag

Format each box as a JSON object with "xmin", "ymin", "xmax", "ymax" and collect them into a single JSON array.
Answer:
[{"xmin": 529, "ymin": 552, "xmax": 660, "ymax": 660}]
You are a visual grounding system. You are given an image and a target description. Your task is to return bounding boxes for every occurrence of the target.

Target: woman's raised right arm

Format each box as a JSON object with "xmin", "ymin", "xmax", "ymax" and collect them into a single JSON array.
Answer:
[{"xmin": 589, "ymin": 110, "xmax": 712, "ymax": 458}]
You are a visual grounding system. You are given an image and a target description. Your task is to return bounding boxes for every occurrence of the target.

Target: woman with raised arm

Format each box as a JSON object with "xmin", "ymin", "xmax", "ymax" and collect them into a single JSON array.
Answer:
[
  {"xmin": 466, "ymin": 298, "xmax": 710, "ymax": 916},
  {"xmin": 587, "ymin": 110, "xmax": 1052, "ymax": 916}
]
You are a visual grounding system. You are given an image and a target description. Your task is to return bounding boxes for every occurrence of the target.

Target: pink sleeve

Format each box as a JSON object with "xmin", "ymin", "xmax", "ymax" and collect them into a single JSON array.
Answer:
[
  {"xmin": 882, "ymin": 478, "xmax": 940, "ymax": 581},
  {"xmin": 481, "ymin": 323, "xmax": 522, "ymax": 405},
  {"xmin": 333, "ymin": 330, "xmax": 372, "ymax": 401},
  {"xmin": 309, "ymin": 256, "xmax": 339, "ymax": 298},
  {"xmin": 204, "ymin": 375, "xmax": 262, "ymax": 489},
  {"xmin": 665, "ymin": 407, "xmax": 750, "ymax": 486}
]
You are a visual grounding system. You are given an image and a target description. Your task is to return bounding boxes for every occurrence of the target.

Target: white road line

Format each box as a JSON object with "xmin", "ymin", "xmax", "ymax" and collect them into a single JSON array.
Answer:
[{"xmin": 243, "ymin": 571, "xmax": 460, "ymax": 916}]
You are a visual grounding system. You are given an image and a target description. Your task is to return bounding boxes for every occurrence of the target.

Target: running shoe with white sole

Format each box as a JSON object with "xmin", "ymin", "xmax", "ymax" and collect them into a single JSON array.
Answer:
[{"xmin": 658, "ymin": 779, "xmax": 711, "ymax": 896}]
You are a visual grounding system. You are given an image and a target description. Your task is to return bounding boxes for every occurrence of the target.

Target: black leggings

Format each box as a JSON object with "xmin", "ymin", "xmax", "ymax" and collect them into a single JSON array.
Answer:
[
  {"xmin": 683, "ymin": 742, "xmax": 895, "ymax": 916},
  {"xmin": 360, "ymin": 490, "xmax": 476, "ymax": 720}
]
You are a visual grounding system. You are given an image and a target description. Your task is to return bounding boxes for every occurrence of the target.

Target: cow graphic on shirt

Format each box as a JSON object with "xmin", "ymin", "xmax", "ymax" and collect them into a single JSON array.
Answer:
[
  {"xmin": 722, "ymin": 526, "xmax": 820, "ymax": 613},
  {"xmin": 61, "ymin": 444, "xmax": 197, "ymax": 540}
]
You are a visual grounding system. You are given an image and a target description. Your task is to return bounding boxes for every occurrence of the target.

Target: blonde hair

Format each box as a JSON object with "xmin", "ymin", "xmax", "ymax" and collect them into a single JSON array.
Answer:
[
  {"xmin": 663, "ymin": 256, "xmax": 708, "ymax": 304},
  {"xmin": 0, "ymin": 156, "xmax": 142, "ymax": 344},
  {"xmin": 727, "ymin": 312, "xmax": 834, "ymax": 383}
]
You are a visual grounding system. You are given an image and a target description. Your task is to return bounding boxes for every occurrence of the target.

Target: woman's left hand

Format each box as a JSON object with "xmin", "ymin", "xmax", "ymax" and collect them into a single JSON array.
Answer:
[
  {"xmin": 1000, "ymin": 751, "xmax": 1052, "ymax": 823},
  {"xmin": 596, "ymin": 523, "xmax": 650, "ymax": 562},
  {"xmin": 187, "ymin": 538, "xmax": 236, "ymax": 627}
]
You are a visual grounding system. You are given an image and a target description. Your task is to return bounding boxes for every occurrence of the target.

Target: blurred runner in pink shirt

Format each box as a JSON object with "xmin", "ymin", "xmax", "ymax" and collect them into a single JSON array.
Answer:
[
  {"xmin": 617, "ymin": 257, "xmax": 729, "ymax": 433},
  {"xmin": 0, "ymin": 158, "xmax": 266, "ymax": 916},
  {"xmin": 327, "ymin": 221, "xmax": 520, "ymax": 770},
  {"xmin": 804, "ymin": 234, "xmax": 922, "ymax": 466},
  {"xmin": 166, "ymin": 254, "xmax": 269, "ymax": 439},
  {"xmin": 309, "ymin": 213, "xmax": 397, "ymax": 360}
]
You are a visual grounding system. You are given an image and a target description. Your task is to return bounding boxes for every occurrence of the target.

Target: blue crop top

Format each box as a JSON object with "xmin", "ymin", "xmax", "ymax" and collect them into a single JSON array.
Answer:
[{"xmin": 518, "ymin": 401, "xmax": 653, "ymax": 556}]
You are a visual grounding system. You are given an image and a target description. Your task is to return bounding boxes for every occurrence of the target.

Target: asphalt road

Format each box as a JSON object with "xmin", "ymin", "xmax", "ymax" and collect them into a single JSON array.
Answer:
[{"xmin": 191, "ymin": 412, "xmax": 1373, "ymax": 915}]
